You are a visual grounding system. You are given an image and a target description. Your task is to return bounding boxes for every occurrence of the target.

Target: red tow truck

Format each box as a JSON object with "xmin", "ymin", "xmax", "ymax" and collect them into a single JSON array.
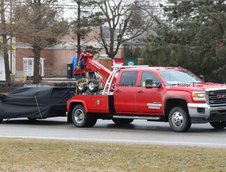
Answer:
[{"xmin": 67, "ymin": 57, "xmax": 226, "ymax": 132}]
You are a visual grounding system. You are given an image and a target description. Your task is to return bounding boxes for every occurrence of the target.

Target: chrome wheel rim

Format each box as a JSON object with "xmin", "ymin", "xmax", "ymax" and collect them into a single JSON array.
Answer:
[
  {"xmin": 88, "ymin": 82, "xmax": 95, "ymax": 90},
  {"xmin": 172, "ymin": 112, "xmax": 184, "ymax": 128},
  {"xmin": 78, "ymin": 83, "xmax": 84, "ymax": 90},
  {"xmin": 74, "ymin": 109, "xmax": 84, "ymax": 124}
]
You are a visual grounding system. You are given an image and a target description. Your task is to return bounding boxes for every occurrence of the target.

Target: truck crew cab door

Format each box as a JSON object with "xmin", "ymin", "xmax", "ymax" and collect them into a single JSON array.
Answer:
[
  {"xmin": 114, "ymin": 71, "xmax": 138, "ymax": 114},
  {"xmin": 136, "ymin": 71, "xmax": 164, "ymax": 115}
]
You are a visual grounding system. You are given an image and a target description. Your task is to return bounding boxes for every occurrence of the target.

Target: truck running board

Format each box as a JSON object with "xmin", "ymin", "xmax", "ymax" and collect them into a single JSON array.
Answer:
[{"xmin": 113, "ymin": 115, "xmax": 162, "ymax": 121}]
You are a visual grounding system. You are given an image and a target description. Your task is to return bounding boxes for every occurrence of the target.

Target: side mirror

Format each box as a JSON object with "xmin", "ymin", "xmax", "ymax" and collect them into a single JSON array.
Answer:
[{"xmin": 145, "ymin": 79, "xmax": 161, "ymax": 88}]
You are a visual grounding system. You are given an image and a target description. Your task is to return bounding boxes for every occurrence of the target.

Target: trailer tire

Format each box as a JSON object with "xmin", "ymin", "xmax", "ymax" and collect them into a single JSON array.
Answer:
[
  {"xmin": 0, "ymin": 118, "xmax": 2, "ymax": 123},
  {"xmin": 168, "ymin": 106, "xmax": 191, "ymax": 132},
  {"xmin": 112, "ymin": 118, "xmax": 134, "ymax": 125},
  {"xmin": 209, "ymin": 121, "xmax": 226, "ymax": 130},
  {"xmin": 72, "ymin": 105, "xmax": 97, "ymax": 127},
  {"xmin": 87, "ymin": 80, "xmax": 99, "ymax": 93}
]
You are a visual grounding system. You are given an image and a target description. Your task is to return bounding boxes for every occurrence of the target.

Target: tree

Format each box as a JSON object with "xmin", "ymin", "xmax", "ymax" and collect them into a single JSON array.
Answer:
[
  {"xmin": 93, "ymin": 0, "xmax": 154, "ymax": 58},
  {"xmin": 14, "ymin": 0, "xmax": 68, "ymax": 84},
  {"xmin": 0, "ymin": 0, "xmax": 11, "ymax": 84},
  {"xmin": 72, "ymin": 0, "xmax": 96, "ymax": 59},
  {"xmin": 143, "ymin": 0, "xmax": 226, "ymax": 82},
  {"xmin": 129, "ymin": 0, "xmax": 145, "ymax": 30}
]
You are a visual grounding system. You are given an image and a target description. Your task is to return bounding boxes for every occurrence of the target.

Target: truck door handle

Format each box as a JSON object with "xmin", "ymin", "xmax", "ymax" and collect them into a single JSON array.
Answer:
[
  {"xmin": 137, "ymin": 90, "xmax": 144, "ymax": 93},
  {"xmin": 115, "ymin": 89, "xmax": 121, "ymax": 93}
]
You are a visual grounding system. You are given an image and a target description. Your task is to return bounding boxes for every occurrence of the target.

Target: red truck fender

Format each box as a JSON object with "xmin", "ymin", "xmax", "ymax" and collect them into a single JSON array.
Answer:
[
  {"xmin": 163, "ymin": 91, "xmax": 192, "ymax": 118},
  {"xmin": 67, "ymin": 99, "xmax": 88, "ymax": 114}
]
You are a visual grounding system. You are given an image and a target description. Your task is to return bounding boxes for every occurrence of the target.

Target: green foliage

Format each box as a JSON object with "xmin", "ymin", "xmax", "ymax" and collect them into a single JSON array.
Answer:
[
  {"xmin": 84, "ymin": 45, "xmax": 100, "ymax": 55},
  {"xmin": 129, "ymin": 0, "xmax": 146, "ymax": 30},
  {"xmin": 143, "ymin": 0, "xmax": 226, "ymax": 83},
  {"xmin": 124, "ymin": 46, "xmax": 142, "ymax": 59}
]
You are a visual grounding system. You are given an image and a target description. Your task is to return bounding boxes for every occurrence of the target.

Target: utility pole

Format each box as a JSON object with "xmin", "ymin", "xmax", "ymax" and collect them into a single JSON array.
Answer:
[{"xmin": 77, "ymin": 0, "xmax": 81, "ymax": 60}]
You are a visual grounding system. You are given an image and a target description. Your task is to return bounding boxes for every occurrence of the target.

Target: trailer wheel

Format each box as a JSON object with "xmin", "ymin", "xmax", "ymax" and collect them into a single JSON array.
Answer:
[
  {"xmin": 72, "ymin": 105, "xmax": 97, "ymax": 127},
  {"xmin": 209, "ymin": 121, "xmax": 226, "ymax": 130},
  {"xmin": 77, "ymin": 79, "xmax": 87, "ymax": 93},
  {"xmin": 0, "ymin": 118, "xmax": 2, "ymax": 123},
  {"xmin": 87, "ymin": 80, "xmax": 99, "ymax": 93},
  {"xmin": 168, "ymin": 106, "xmax": 191, "ymax": 132},
  {"xmin": 112, "ymin": 118, "xmax": 134, "ymax": 125}
]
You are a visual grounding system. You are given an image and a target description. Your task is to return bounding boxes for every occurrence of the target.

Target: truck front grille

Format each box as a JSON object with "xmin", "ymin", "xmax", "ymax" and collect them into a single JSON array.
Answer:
[{"xmin": 208, "ymin": 90, "xmax": 226, "ymax": 105}]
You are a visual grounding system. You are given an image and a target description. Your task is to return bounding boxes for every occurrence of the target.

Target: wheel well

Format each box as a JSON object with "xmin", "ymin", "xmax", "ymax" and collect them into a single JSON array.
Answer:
[
  {"xmin": 164, "ymin": 99, "xmax": 188, "ymax": 122},
  {"xmin": 68, "ymin": 102, "xmax": 84, "ymax": 118}
]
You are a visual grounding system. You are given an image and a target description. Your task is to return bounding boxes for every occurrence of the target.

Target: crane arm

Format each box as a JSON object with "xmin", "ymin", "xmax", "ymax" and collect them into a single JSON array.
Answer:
[{"xmin": 73, "ymin": 57, "xmax": 112, "ymax": 83}]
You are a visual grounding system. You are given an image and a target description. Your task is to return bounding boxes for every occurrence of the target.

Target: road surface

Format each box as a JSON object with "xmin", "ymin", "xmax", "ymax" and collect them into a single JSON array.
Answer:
[{"xmin": 0, "ymin": 117, "xmax": 226, "ymax": 148}]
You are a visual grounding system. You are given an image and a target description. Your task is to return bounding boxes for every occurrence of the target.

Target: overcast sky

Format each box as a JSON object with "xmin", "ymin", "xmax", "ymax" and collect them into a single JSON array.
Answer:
[{"xmin": 58, "ymin": 0, "xmax": 163, "ymax": 20}]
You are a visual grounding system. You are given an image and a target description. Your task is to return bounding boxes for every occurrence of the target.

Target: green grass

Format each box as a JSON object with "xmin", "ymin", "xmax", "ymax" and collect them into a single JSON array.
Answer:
[{"xmin": 0, "ymin": 138, "xmax": 226, "ymax": 172}]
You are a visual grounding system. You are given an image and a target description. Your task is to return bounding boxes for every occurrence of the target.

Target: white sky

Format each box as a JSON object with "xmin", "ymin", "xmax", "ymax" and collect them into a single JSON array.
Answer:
[{"xmin": 58, "ymin": 0, "xmax": 164, "ymax": 20}]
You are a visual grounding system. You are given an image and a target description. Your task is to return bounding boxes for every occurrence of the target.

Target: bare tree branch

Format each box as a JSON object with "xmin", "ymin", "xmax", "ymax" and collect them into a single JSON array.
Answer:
[
  {"xmin": 94, "ymin": 0, "xmax": 155, "ymax": 58},
  {"xmin": 14, "ymin": 0, "xmax": 68, "ymax": 83}
]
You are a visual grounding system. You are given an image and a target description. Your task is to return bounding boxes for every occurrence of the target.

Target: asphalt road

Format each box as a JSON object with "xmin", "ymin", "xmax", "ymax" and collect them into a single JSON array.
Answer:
[{"xmin": 0, "ymin": 117, "xmax": 226, "ymax": 148}]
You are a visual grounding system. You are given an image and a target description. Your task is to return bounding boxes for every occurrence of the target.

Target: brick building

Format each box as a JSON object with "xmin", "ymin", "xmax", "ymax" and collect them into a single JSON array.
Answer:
[{"xmin": 15, "ymin": 28, "xmax": 123, "ymax": 78}]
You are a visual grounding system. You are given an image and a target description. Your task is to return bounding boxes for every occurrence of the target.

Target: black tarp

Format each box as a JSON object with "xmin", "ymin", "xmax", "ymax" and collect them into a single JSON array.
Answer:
[{"xmin": 0, "ymin": 86, "xmax": 75, "ymax": 120}]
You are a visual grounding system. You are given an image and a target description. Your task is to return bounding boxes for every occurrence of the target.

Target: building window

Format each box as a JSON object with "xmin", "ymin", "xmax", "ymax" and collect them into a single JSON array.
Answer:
[{"xmin": 23, "ymin": 57, "xmax": 45, "ymax": 77}]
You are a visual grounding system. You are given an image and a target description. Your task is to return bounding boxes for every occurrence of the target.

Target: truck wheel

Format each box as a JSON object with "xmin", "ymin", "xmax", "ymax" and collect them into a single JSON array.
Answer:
[
  {"xmin": 209, "ymin": 121, "xmax": 226, "ymax": 130},
  {"xmin": 168, "ymin": 107, "xmax": 191, "ymax": 132},
  {"xmin": 112, "ymin": 118, "xmax": 134, "ymax": 125},
  {"xmin": 87, "ymin": 80, "xmax": 99, "ymax": 93},
  {"xmin": 77, "ymin": 79, "xmax": 87, "ymax": 93},
  {"xmin": 72, "ymin": 105, "xmax": 97, "ymax": 127}
]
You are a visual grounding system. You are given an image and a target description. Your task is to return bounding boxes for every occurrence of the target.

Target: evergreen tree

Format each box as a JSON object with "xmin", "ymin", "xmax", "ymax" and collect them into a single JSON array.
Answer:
[{"xmin": 143, "ymin": 0, "xmax": 226, "ymax": 82}]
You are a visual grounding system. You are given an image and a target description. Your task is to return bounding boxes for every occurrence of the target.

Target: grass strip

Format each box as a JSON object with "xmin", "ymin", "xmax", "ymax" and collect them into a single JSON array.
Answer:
[{"xmin": 0, "ymin": 138, "xmax": 226, "ymax": 172}]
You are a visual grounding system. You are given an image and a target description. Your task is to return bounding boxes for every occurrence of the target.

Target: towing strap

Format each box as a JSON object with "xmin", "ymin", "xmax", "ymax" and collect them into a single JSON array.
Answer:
[{"xmin": 34, "ymin": 95, "xmax": 43, "ymax": 119}]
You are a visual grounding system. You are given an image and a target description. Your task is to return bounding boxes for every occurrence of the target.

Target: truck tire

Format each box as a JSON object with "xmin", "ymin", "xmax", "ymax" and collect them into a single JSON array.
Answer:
[
  {"xmin": 87, "ymin": 80, "xmax": 99, "ymax": 93},
  {"xmin": 112, "ymin": 118, "xmax": 134, "ymax": 125},
  {"xmin": 209, "ymin": 121, "xmax": 226, "ymax": 130},
  {"xmin": 72, "ymin": 105, "xmax": 97, "ymax": 127},
  {"xmin": 168, "ymin": 107, "xmax": 191, "ymax": 132}
]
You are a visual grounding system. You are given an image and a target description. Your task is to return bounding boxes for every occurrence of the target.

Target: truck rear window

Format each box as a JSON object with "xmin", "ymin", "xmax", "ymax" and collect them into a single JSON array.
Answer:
[{"xmin": 119, "ymin": 71, "xmax": 138, "ymax": 87}]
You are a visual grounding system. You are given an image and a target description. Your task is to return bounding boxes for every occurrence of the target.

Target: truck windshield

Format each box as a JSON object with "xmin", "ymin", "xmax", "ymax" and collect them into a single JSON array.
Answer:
[{"xmin": 159, "ymin": 70, "xmax": 202, "ymax": 85}]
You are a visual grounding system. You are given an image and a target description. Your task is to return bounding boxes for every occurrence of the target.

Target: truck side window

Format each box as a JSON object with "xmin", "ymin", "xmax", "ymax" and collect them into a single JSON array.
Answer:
[
  {"xmin": 141, "ymin": 72, "xmax": 160, "ymax": 87},
  {"xmin": 119, "ymin": 71, "xmax": 138, "ymax": 87}
]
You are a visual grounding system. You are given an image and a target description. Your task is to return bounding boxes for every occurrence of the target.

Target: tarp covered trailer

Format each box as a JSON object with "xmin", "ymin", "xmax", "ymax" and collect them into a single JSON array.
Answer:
[{"xmin": 0, "ymin": 86, "xmax": 75, "ymax": 121}]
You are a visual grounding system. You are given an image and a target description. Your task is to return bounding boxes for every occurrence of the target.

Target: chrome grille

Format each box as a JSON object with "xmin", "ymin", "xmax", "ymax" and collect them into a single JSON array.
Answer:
[{"xmin": 208, "ymin": 90, "xmax": 226, "ymax": 105}]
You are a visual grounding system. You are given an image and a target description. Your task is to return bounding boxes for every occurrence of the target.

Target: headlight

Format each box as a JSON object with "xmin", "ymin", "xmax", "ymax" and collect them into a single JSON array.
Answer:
[{"xmin": 192, "ymin": 91, "xmax": 206, "ymax": 101}]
